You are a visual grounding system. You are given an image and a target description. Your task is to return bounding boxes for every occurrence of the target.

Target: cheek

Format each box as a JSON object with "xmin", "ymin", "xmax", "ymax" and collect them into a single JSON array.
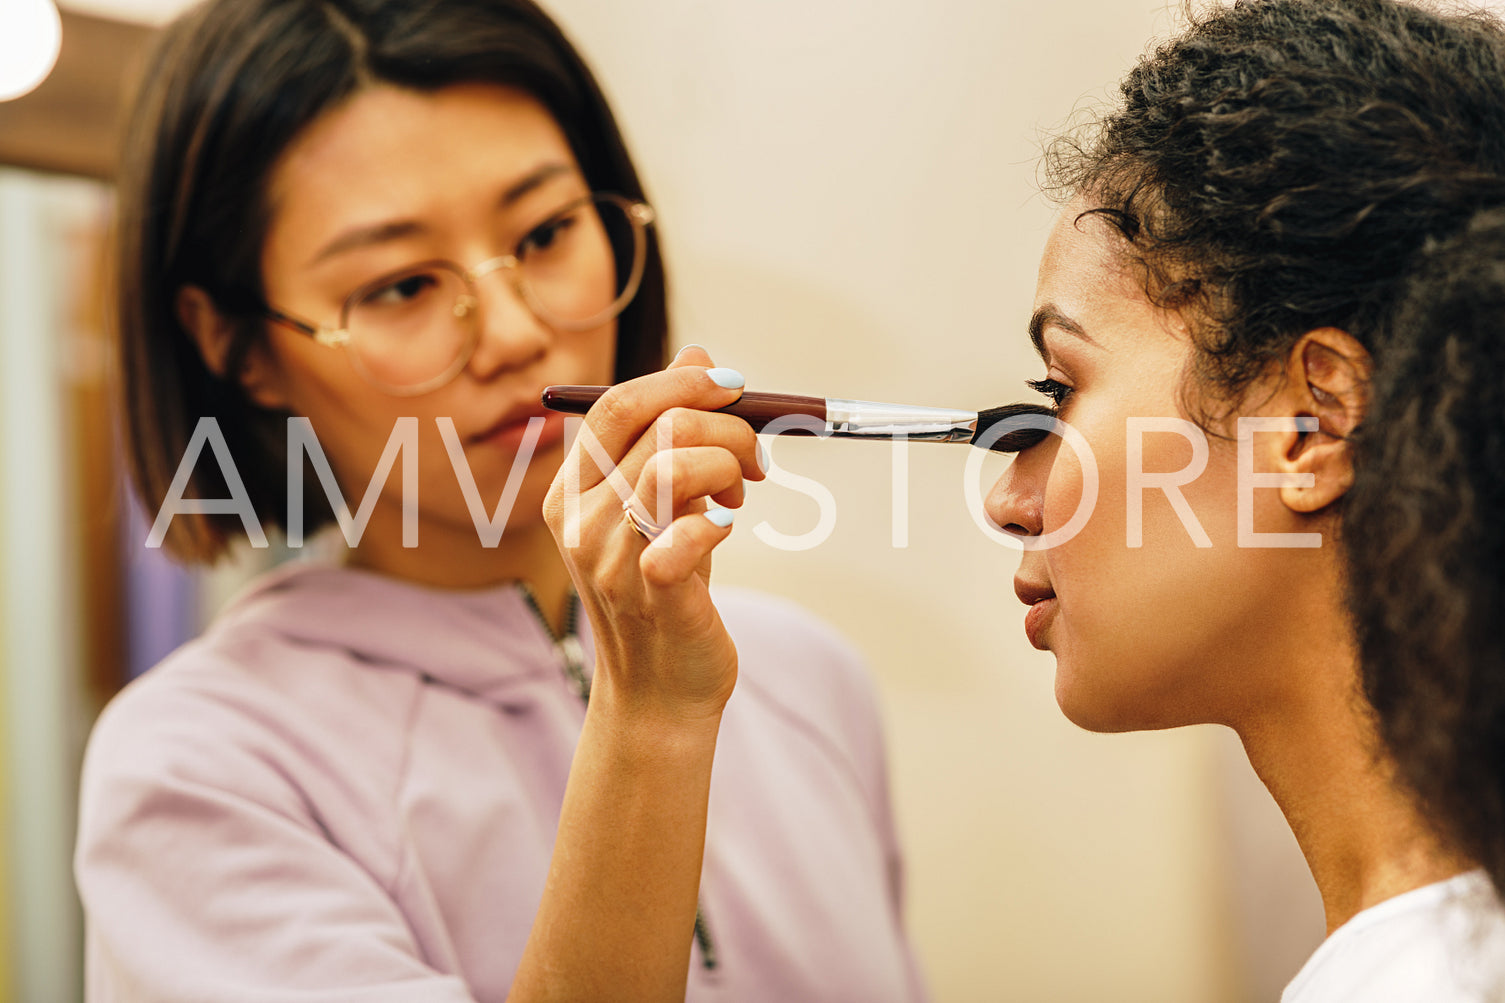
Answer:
[
  {"xmin": 1039, "ymin": 443, "xmax": 1093, "ymax": 543},
  {"xmin": 1038, "ymin": 411, "xmax": 1117, "ymax": 551},
  {"xmin": 1153, "ymin": 434, "xmax": 1243, "ymax": 549},
  {"xmin": 1039, "ymin": 419, "xmax": 1207, "ymax": 640},
  {"xmin": 1040, "ymin": 424, "xmax": 1123, "ymax": 645},
  {"xmin": 1049, "ymin": 429, "xmax": 1270, "ymax": 723},
  {"xmin": 262, "ymin": 326, "xmax": 371, "ymax": 411},
  {"xmin": 264, "ymin": 341, "xmax": 406, "ymax": 466},
  {"xmin": 1133, "ymin": 426, "xmax": 1213, "ymax": 549},
  {"xmin": 1049, "ymin": 418, "xmax": 1237, "ymax": 557},
  {"xmin": 257, "ymin": 336, "xmax": 448, "ymax": 514},
  {"xmin": 559, "ymin": 322, "xmax": 620, "ymax": 384},
  {"xmin": 588, "ymin": 326, "xmax": 619, "ymax": 381}
]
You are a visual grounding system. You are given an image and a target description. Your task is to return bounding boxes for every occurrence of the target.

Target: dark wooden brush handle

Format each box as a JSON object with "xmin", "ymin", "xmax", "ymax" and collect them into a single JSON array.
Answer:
[{"xmin": 541, "ymin": 386, "xmax": 827, "ymax": 434}]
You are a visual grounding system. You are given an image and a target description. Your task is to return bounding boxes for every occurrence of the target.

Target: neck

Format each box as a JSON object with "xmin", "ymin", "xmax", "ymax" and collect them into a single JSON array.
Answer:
[
  {"xmin": 1235, "ymin": 618, "xmax": 1471, "ymax": 934},
  {"xmin": 341, "ymin": 494, "xmax": 576, "ymax": 635}
]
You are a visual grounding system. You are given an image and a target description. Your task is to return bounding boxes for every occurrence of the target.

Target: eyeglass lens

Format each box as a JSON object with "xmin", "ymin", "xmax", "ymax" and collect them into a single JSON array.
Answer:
[{"xmin": 342, "ymin": 195, "xmax": 645, "ymax": 392}]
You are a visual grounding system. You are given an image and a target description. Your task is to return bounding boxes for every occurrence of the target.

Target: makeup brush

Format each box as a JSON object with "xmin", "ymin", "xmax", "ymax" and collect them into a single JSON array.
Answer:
[{"xmin": 540, "ymin": 386, "xmax": 1053, "ymax": 453}]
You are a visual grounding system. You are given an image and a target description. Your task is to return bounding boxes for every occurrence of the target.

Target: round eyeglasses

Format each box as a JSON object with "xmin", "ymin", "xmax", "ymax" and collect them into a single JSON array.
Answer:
[{"xmin": 264, "ymin": 193, "xmax": 656, "ymax": 396}]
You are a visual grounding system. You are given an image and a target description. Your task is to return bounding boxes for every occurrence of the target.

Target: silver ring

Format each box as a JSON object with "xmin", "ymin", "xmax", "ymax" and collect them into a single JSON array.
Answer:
[{"xmin": 621, "ymin": 498, "xmax": 667, "ymax": 542}]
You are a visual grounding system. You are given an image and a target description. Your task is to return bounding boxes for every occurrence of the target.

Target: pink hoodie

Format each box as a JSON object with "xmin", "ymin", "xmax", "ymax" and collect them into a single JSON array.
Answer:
[{"xmin": 76, "ymin": 563, "xmax": 928, "ymax": 1002}]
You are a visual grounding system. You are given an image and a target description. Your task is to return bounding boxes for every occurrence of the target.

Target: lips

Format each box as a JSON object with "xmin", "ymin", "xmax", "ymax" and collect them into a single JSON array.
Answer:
[
  {"xmin": 470, "ymin": 402, "xmax": 546, "ymax": 442},
  {"xmin": 468, "ymin": 400, "xmax": 566, "ymax": 452},
  {"xmin": 1014, "ymin": 576, "xmax": 1058, "ymax": 651},
  {"xmin": 1013, "ymin": 578, "xmax": 1055, "ymax": 607}
]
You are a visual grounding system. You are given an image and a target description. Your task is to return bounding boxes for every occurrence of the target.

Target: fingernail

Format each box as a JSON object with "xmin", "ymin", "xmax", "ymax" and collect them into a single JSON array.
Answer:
[
  {"xmin": 676, "ymin": 343, "xmax": 707, "ymax": 359},
  {"xmin": 704, "ymin": 507, "xmax": 736, "ymax": 528},
  {"xmin": 707, "ymin": 367, "xmax": 744, "ymax": 390},
  {"xmin": 756, "ymin": 441, "xmax": 770, "ymax": 474}
]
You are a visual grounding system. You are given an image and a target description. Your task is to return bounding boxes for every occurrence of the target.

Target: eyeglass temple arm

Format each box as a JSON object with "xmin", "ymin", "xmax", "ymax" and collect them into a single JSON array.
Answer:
[
  {"xmin": 264, "ymin": 309, "xmax": 349, "ymax": 347},
  {"xmin": 264, "ymin": 309, "xmax": 315, "ymax": 335}
]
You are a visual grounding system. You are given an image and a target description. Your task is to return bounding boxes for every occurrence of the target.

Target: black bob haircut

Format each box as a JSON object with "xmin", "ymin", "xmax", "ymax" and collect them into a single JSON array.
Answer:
[{"xmin": 117, "ymin": 0, "xmax": 668, "ymax": 562}]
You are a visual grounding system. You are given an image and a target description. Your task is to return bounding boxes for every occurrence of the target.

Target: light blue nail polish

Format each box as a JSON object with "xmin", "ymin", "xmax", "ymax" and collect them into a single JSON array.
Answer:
[
  {"xmin": 676, "ymin": 343, "xmax": 707, "ymax": 357},
  {"xmin": 707, "ymin": 367, "xmax": 745, "ymax": 390},
  {"xmin": 705, "ymin": 508, "xmax": 736, "ymax": 528},
  {"xmin": 756, "ymin": 441, "xmax": 771, "ymax": 474}
]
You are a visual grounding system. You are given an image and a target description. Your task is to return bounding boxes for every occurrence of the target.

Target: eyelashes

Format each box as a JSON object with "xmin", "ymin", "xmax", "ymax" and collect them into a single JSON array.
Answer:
[
  {"xmin": 1025, "ymin": 377, "xmax": 1073, "ymax": 409},
  {"xmin": 968, "ymin": 377, "xmax": 1075, "ymax": 454}
]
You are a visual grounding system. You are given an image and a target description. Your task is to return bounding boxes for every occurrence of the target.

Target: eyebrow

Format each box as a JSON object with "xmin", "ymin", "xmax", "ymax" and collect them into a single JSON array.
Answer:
[
  {"xmin": 1028, "ymin": 305, "xmax": 1098, "ymax": 360},
  {"xmin": 306, "ymin": 161, "xmax": 576, "ymax": 266}
]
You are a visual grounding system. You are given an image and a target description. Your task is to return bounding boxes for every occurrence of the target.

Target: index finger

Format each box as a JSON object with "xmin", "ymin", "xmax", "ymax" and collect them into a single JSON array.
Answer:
[{"xmin": 571, "ymin": 358, "xmax": 746, "ymax": 491}]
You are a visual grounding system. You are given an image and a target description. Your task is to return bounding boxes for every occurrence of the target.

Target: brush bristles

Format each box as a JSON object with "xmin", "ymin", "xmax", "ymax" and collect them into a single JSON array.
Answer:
[{"xmin": 970, "ymin": 403, "xmax": 1056, "ymax": 453}]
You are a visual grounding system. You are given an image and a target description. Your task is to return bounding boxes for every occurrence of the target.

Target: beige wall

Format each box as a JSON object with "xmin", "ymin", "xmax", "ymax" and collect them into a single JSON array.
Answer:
[{"xmin": 542, "ymin": 1, "xmax": 1322, "ymax": 1000}]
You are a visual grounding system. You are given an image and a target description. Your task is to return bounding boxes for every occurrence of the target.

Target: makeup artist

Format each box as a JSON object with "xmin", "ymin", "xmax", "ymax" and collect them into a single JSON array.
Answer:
[
  {"xmin": 565, "ymin": 1, "xmax": 1505, "ymax": 1000},
  {"xmin": 73, "ymin": 1, "xmax": 926, "ymax": 1000}
]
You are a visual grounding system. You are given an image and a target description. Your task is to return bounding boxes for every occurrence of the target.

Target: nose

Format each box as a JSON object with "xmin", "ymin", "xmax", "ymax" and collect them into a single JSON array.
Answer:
[
  {"xmin": 464, "ymin": 264, "xmax": 550, "ymax": 381},
  {"xmin": 985, "ymin": 445, "xmax": 1049, "ymax": 537}
]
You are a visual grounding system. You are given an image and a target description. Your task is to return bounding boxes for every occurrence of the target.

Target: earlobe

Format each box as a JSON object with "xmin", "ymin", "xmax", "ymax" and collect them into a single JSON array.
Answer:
[
  {"xmin": 1276, "ymin": 328, "xmax": 1371, "ymax": 514},
  {"xmin": 175, "ymin": 284, "xmax": 289, "ymax": 410}
]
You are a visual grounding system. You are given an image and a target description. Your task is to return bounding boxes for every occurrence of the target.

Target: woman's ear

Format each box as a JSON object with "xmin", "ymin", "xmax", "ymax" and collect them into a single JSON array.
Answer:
[
  {"xmin": 175, "ymin": 285, "xmax": 289, "ymax": 409},
  {"xmin": 1273, "ymin": 327, "xmax": 1371, "ymax": 514}
]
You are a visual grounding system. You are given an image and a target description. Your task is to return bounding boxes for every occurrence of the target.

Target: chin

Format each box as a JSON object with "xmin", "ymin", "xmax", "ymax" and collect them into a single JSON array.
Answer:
[
  {"xmin": 1053, "ymin": 663, "xmax": 1193, "ymax": 734},
  {"xmin": 1055, "ymin": 696, "xmax": 1142, "ymax": 734},
  {"xmin": 424, "ymin": 468, "xmax": 555, "ymax": 541}
]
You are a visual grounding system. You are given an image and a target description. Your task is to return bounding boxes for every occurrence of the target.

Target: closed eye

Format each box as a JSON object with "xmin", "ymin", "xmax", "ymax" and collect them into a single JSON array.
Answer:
[{"xmin": 1025, "ymin": 377, "xmax": 1073, "ymax": 409}]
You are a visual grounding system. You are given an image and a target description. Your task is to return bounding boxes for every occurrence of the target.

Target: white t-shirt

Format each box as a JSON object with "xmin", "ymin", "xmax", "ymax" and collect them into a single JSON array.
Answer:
[{"xmin": 1282, "ymin": 869, "xmax": 1505, "ymax": 1002}]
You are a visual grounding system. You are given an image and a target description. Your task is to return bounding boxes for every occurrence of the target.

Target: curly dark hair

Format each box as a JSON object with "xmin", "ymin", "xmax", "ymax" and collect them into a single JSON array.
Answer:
[
  {"xmin": 1346, "ymin": 209, "xmax": 1505, "ymax": 898},
  {"xmin": 1045, "ymin": 0, "xmax": 1505, "ymax": 420}
]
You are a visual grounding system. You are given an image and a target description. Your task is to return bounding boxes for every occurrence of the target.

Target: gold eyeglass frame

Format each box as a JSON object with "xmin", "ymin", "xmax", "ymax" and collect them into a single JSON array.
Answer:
[{"xmin": 263, "ymin": 193, "xmax": 657, "ymax": 397}]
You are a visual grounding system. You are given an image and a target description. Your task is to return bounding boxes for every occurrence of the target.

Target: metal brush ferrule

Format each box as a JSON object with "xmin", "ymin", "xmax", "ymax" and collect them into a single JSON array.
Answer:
[{"xmin": 823, "ymin": 398, "xmax": 979, "ymax": 442}]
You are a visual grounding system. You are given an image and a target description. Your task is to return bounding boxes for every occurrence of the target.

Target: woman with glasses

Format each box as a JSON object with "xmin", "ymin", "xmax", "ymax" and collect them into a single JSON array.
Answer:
[{"xmin": 74, "ymin": 1, "xmax": 926, "ymax": 1000}]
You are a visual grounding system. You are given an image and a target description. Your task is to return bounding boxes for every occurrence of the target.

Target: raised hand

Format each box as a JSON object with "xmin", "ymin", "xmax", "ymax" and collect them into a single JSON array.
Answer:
[{"xmin": 544, "ymin": 345, "xmax": 766, "ymax": 723}]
